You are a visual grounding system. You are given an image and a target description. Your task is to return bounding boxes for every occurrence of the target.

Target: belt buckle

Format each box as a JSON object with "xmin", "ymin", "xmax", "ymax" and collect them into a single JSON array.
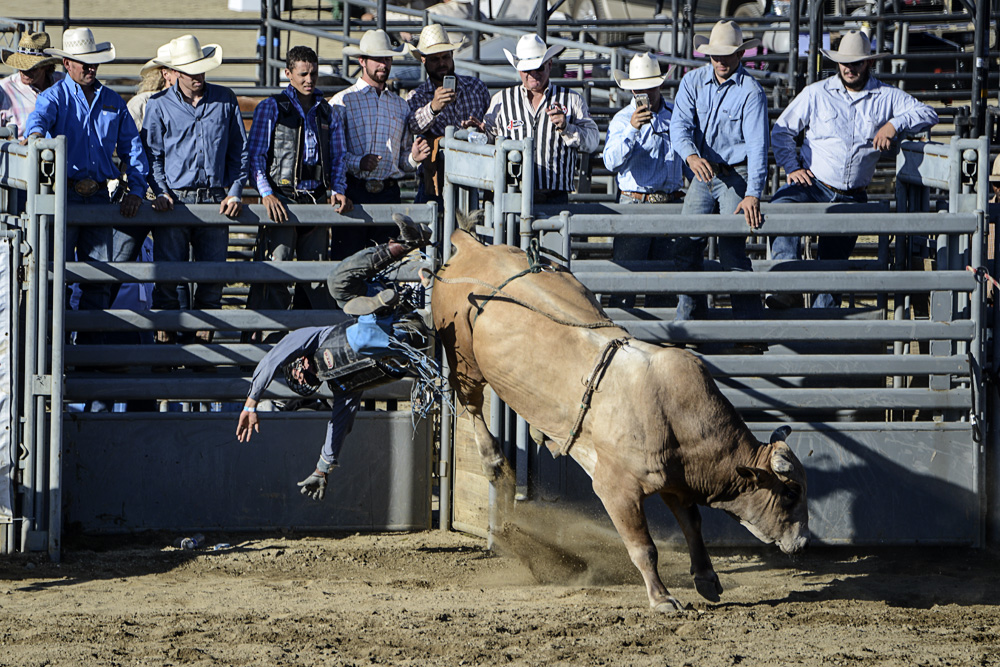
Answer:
[
  {"xmin": 648, "ymin": 192, "xmax": 669, "ymax": 204},
  {"xmin": 73, "ymin": 178, "xmax": 100, "ymax": 197},
  {"xmin": 365, "ymin": 179, "xmax": 384, "ymax": 194}
]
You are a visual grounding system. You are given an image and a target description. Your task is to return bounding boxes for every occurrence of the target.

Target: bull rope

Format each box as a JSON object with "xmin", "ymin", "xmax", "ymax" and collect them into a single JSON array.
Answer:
[{"xmin": 559, "ymin": 337, "xmax": 630, "ymax": 457}]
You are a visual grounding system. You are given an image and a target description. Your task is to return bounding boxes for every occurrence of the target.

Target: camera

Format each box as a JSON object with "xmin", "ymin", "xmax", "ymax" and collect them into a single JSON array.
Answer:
[
  {"xmin": 442, "ymin": 75, "xmax": 456, "ymax": 90},
  {"xmin": 634, "ymin": 93, "xmax": 650, "ymax": 110}
]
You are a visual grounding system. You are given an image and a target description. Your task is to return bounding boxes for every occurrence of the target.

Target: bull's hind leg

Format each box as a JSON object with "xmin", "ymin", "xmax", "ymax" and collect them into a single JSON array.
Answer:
[
  {"xmin": 456, "ymin": 380, "xmax": 512, "ymax": 483},
  {"xmin": 592, "ymin": 473, "xmax": 683, "ymax": 612},
  {"xmin": 661, "ymin": 494, "xmax": 723, "ymax": 602}
]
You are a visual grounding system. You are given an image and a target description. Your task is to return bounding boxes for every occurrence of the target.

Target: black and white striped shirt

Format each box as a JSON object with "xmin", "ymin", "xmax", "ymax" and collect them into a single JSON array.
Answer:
[{"xmin": 484, "ymin": 85, "xmax": 599, "ymax": 192}]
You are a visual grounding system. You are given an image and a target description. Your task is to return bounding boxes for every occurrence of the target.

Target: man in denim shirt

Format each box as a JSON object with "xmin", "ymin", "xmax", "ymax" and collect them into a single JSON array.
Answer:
[
  {"xmin": 669, "ymin": 20, "xmax": 769, "ymax": 322},
  {"xmin": 144, "ymin": 35, "xmax": 248, "ymax": 343},
  {"xmin": 26, "ymin": 28, "xmax": 149, "ymax": 341},
  {"xmin": 603, "ymin": 53, "xmax": 682, "ymax": 308},
  {"xmin": 767, "ymin": 31, "xmax": 938, "ymax": 309}
]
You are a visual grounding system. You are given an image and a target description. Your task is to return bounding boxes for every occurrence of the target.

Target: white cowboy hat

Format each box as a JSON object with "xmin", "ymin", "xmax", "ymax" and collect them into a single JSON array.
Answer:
[
  {"xmin": 139, "ymin": 43, "xmax": 173, "ymax": 76},
  {"xmin": 154, "ymin": 35, "xmax": 223, "ymax": 75},
  {"xmin": 412, "ymin": 24, "xmax": 459, "ymax": 57},
  {"xmin": 990, "ymin": 154, "xmax": 1000, "ymax": 184},
  {"xmin": 44, "ymin": 27, "xmax": 116, "ymax": 64},
  {"xmin": 693, "ymin": 20, "xmax": 760, "ymax": 56},
  {"xmin": 503, "ymin": 34, "xmax": 562, "ymax": 72},
  {"xmin": 821, "ymin": 30, "xmax": 883, "ymax": 64},
  {"xmin": 343, "ymin": 29, "xmax": 407, "ymax": 58},
  {"xmin": 1, "ymin": 32, "xmax": 62, "ymax": 71},
  {"xmin": 612, "ymin": 52, "xmax": 672, "ymax": 90}
]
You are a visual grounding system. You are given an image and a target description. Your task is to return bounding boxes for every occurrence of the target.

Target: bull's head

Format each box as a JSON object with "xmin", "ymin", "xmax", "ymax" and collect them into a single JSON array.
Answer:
[{"xmin": 729, "ymin": 426, "xmax": 809, "ymax": 555}]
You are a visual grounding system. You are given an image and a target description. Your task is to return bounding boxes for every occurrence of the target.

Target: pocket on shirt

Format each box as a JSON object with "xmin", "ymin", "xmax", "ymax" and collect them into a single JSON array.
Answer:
[
  {"xmin": 718, "ymin": 108, "xmax": 743, "ymax": 144},
  {"xmin": 812, "ymin": 108, "xmax": 839, "ymax": 139}
]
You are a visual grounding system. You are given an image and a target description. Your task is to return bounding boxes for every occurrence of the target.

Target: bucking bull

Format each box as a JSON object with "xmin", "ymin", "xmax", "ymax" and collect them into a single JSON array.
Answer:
[{"xmin": 430, "ymin": 222, "xmax": 809, "ymax": 612}]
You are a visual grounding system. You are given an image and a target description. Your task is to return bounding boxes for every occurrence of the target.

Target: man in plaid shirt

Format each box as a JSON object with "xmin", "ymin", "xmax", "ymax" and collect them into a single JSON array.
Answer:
[
  {"xmin": 0, "ymin": 32, "xmax": 64, "ymax": 136},
  {"xmin": 331, "ymin": 30, "xmax": 430, "ymax": 258},
  {"xmin": 406, "ymin": 24, "xmax": 490, "ymax": 204},
  {"xmin": 246, "ymin": 45, "xmax": 352, "ymax": 320}
]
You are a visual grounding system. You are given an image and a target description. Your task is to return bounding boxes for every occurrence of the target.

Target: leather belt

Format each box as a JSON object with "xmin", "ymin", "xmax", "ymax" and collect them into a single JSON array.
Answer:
[
  {"xmin": 708, "ymin": 160, "xmax": 747, "ymax": 175},
  {"xmin": 349, "ymin": 175, "xmax": 398, "ymax": 194},
  {"xmin": 818, "ymin": 179, "xmax": 866, "ymax": 199},
  {"xmin": 68, "ymin": 178, "xmax": 109, "ymax": 197},
  {"xmin": 621, "ymin": 190, "xmax": 682, "ymax": 203}
]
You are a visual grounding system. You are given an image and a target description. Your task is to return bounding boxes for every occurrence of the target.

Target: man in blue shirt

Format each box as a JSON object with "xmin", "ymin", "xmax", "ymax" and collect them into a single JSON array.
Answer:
[
  {"xmin": 26, "ymin": 28, "xmax": 149, "ymax": 336},
  {"xmin": 143, "ymin": 35, "xmax": 248, "ymax": 344},
  {"xmin": 246, "ymin": 45, "xmax": 352, "ymax": 320},
  {"xmin": 669, "ymin": 20, "xmax": 769, "ymax": 322},
  {"xmin": 767, "ymin": 30, "xmax": 938, "ymax": 309},
  {"xmin": 604, "ymin": 53, "xmax": 683, "ymax": 309}
]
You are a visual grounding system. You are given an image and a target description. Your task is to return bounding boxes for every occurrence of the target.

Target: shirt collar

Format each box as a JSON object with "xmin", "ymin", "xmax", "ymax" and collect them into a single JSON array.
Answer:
[
  {"xmin": 700, "ymin": 63, "xmax": 746, "ymax": 88},
  {"xmin": 825, "ymin": 73, "xmax": 881, "ymax": 98},
  {"xmin": 283, "ymin": 84, "xmax": 325, "ymax": 113},
  {"xmin": 64, "ymin": 76, "xmax": 103, "ymax": 99}
]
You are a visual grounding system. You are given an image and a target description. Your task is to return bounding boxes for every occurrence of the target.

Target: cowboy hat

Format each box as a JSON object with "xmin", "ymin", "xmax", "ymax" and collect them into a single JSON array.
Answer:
[
  {"xmin": 503, "ymin": 34, "xmax": 562, "ymax": 72},
  {"xmin": 990, "ymin": 154, "xmax": 1000, "ymax": 184},
  {"xmin": 1, "ymin": 32, "xmax": 62, "ymax": 71},
  {"xmin": 612, "ymin": 52, "xmax": 672, "ymax": 90},
  {"xmin": 693, "ymin": 20, "xmax": 760, "ymax": 56},
  {"xmin": 139, "ymin": 43, "xmax": 173, "ymax": 76},
  {"xmin": 821, "ymin": 30, "xmax": 883, "ymax": 64},
  {"xmin": 343, "ymin": 29, "xmax": 407, "ymax": 58},
  {"xmin": 154, "ymin": 35, "xmax": 223, "ymax": 75},
  {"xmin": 44, "ymin": 27, "xmax": 116, "ymax": 64},
  {"xmin": 412, "ymin": 24, "xmax": 459, "ymax": 57}
]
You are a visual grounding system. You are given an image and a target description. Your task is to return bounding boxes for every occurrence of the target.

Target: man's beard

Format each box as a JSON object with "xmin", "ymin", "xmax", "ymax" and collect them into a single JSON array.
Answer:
[{"xmin": 838, "ymin": 66, "xmax": 871, "ymax": 92}]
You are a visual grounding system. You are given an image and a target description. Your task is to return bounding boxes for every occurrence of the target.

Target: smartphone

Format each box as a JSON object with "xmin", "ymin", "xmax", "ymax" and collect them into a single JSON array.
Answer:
[
  {"xmin": 634, "ymin": 93, "xmax": 650, "ymax": 110},
  {"xmin": 442, "ymin": 75, "xmax": 456, "ymax": 90}
]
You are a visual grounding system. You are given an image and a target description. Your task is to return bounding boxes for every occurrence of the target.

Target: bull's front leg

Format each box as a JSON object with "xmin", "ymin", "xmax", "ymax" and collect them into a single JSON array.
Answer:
[
  {"xmin": 593, "ymin": 471, "xmax": 683, "ymax": 612},
  {"xmin": 661, "ymin": 494, "xmax": 723, "ymax": 602}
]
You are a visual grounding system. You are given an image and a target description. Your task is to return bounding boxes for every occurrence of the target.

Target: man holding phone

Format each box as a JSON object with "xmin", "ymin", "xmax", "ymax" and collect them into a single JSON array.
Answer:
[
  {"xmin": 472, "ymin": 33, "xmax": 598, "ymax": 205},
  {"xmin": 406, "ymin": 24, "xmax": 490, "ymax": 204},
  {"xmin": 603, "ymin": 52, "xmax": 683, "ymax": 308}
]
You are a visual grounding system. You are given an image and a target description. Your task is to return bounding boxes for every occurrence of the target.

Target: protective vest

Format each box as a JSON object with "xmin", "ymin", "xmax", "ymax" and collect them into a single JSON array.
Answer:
[
  {"xmin": 267, "ymin": 93, "xmax": 332, "ymax": 196},
  {"xmin": 311, "ymin": 320, "xmax": 408, "ymax": 395}
]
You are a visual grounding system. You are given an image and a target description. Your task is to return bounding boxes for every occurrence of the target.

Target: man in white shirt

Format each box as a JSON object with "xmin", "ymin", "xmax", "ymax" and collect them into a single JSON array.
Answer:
[
  {"xmin": 768, "ymin": 30, "xmax": 938, "ymax": 309},
  {"xmin": 0, "ymin": 32, "xmax": 63, "ymax": 135},
  {"xmin": 330, "ymin": 29, "xmax": 430, "ymax": 258}
]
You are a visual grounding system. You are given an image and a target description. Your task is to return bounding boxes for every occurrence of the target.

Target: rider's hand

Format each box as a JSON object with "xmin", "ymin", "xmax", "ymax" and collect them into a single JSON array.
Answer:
[{"xmin": 297, "ymin": 470, "xmax": 328, "ymax": 501}]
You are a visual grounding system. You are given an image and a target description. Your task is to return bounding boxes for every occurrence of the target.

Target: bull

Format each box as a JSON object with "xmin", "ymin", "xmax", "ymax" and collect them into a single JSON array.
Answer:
[{"xmin": 430, "ymin": 225, "xmax": 809, "ymax": 611}]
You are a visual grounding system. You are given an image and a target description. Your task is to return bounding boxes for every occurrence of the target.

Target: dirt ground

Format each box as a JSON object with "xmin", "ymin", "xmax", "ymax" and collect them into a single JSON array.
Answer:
[{"xmin": 1, "ymin": 522, "xmax": 998, "ymax": 667}]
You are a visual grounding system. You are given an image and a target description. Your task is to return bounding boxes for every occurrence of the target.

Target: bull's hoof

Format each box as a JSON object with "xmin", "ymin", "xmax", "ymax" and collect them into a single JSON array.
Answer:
[
  {"xmin": 652, "ymin": 597, "xmax": 685, "ymax": 613},
  {"xmin": 694, "ymin": 573, "xmax": 723, "ymax": 602}
]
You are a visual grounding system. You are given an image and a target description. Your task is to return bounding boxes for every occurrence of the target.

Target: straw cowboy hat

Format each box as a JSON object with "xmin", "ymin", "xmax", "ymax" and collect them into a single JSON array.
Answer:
[
  {"xmin": 139, "ymin": 43, "xmax": 173, "ymax": 76},
  {"xmin": 694, "ymin": 20, "xmax": 760, "ymax": 56},
  {"xmin": 1, "ymin": 32, "xmax": 62, "ymax": 70},
  {"xmin": 44, "ymin": 27, "xmax": 116, "ymax": 64},
  {"xmin": 412, "ymin": 24, "xmax": 459, "ymax": 57},
  {"xmin": 343, "ymin": 29, "xmax": 407, "ymax": 58},
  {"xmin": 504, "ymin": 34, "xmax": 562, "ymax": 71},
  {"xmin": 612, "ymin": 52, "xmax": 672, "ymax": 90},
  {"xmin": 821, "ymin": 30, "xmax": 884, "ymax": 64},
  {"xmin": 154, "ymin": 35, "xmax": 223, "ymax": 75}
]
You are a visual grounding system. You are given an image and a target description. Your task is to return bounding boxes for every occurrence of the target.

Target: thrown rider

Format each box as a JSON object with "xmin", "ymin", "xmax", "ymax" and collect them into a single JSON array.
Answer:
[{"xmin": 236, "ymin": 214, "xmax": 434, "ymax": 501}]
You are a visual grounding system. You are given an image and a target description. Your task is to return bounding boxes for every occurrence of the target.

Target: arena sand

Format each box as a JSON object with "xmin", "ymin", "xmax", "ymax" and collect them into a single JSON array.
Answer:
[{"xmin": 0, "ymin": 504, "xmax": 998, "ymax": 667}]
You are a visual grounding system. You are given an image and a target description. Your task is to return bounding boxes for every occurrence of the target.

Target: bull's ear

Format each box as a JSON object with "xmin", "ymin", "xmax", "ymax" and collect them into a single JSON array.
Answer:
[
  {"xmin": 769, "ymin": 425, "xmax": 792, "ymax": 444},
  {"xmin": 736, "ymin": 466, "xmax": 767, "ymax": 487}
]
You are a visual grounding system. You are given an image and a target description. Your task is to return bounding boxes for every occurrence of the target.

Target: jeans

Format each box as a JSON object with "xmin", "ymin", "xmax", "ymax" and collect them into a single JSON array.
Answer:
[
  {"xmin": 674, "ymin": 166, "xmax": 762, "ymax": 321},
  {"xmin": 247, "ymin": 191, "xmax": 334, "ymax": 312},
  {"xmin": 66, "ymin": 191, "xmax": 114, "ymax": 345},
  {"xmin": 769, "ymin": 180, "xmax": 866, "ymax": 308},
  {"xmin": 336, "ymin": 176, "xmax": 401, "ymax": 260},
  {"xmin": 609, "ymin": 193, "xmax": 675, "ymax": 308},
  {"xmin": 152, "ymin": 188, "xmax": 228, "ymax": 311}
]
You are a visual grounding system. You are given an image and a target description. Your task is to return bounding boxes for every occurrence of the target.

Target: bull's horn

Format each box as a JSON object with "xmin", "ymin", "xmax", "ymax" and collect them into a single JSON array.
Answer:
[
  {"xmin": 770, "ymin": 444, "xmax": 794, "ymax": 476},
  {"xmin": 769, "ymin": 425, "xmax": 792, "ymax": 444}
]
